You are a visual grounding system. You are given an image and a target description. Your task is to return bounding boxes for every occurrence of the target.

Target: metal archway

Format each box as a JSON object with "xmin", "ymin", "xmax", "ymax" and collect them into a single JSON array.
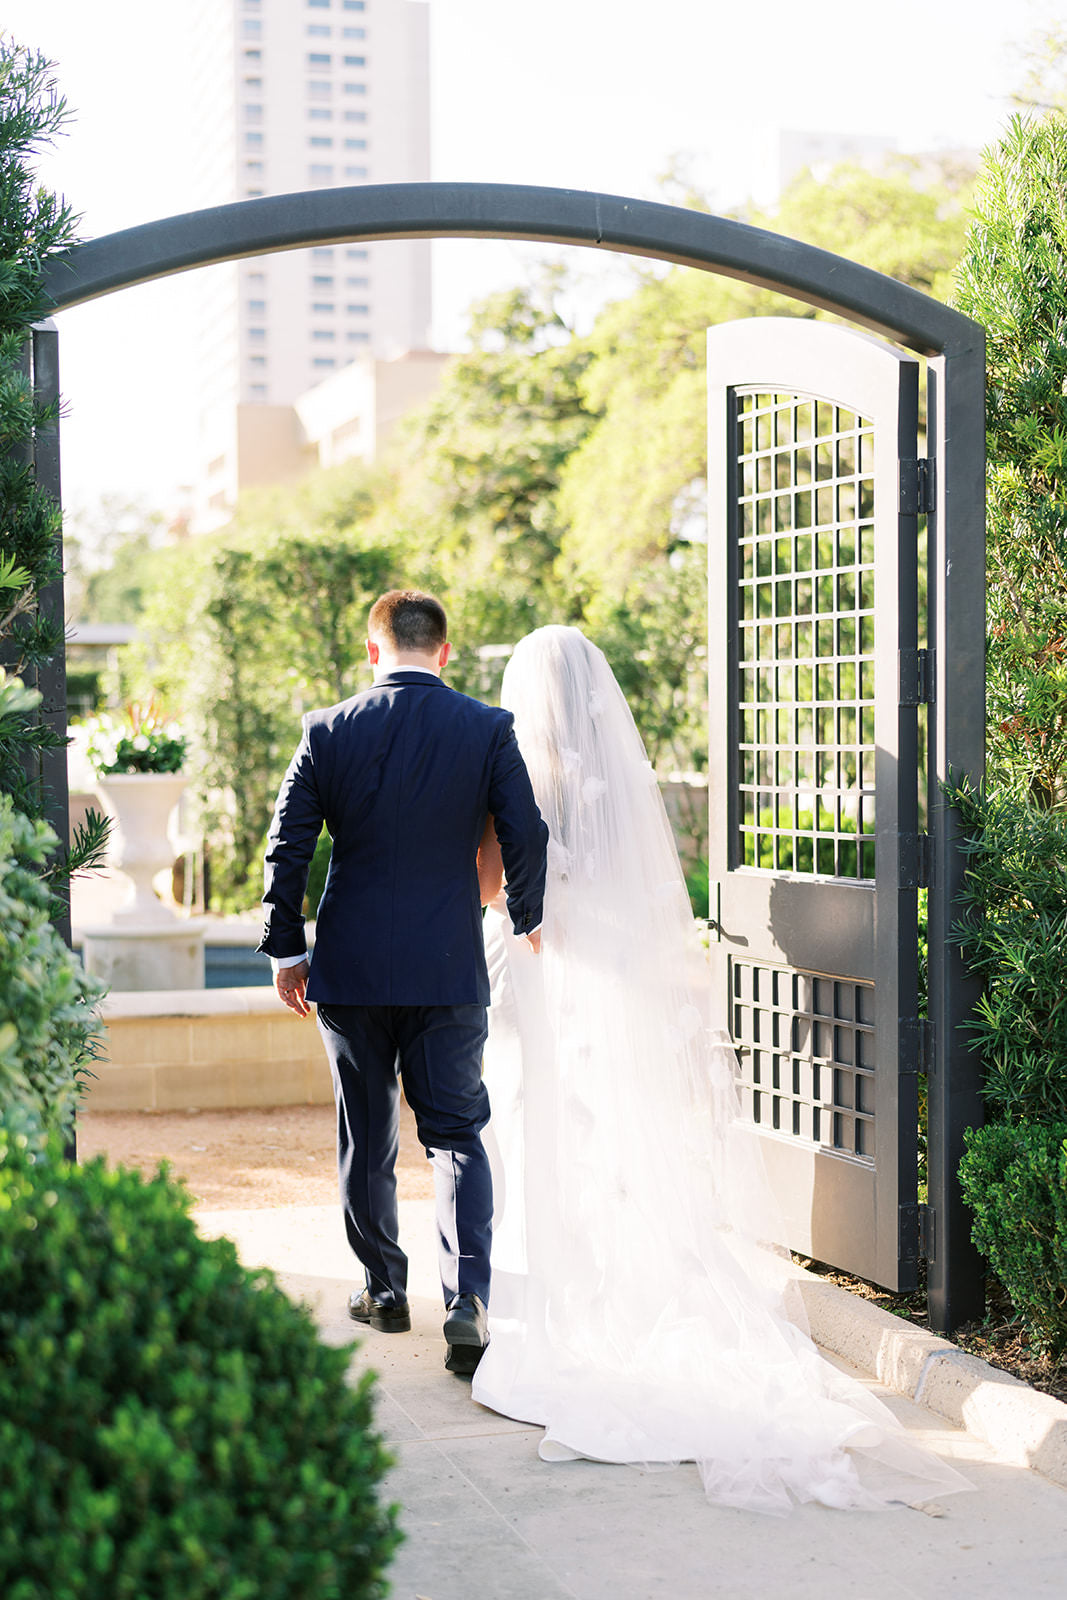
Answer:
[{"xmin": 39, "ymin": 182, "xmax": 985, "ymax": 1331}]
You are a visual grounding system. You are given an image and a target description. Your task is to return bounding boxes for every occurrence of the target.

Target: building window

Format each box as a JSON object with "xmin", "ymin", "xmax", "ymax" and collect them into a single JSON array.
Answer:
[
  {"xmin": 307, "ymin": 52, "xmax": 331, "ymax": 65},
  {"xmin": 249, "ymin": 355, "xmax": 267, "ymax": 366},
  {"xmin": 346, "ymin": 248, "xmax": 368, "ymax": 259},
  {"xmin": 307, "ymin": 0, "xmax": 330, "ymax": 7},
  {"xmin": 312, "ymin": 301, "xmax": 335, "ymax": 313},
  {"xmin": 344, "ymin": 55, "xmax": 366, "ymax": 67},
  {"xmin": 244, "ymin": 76, "xmax": 263, "ymax": 88},
  {"xmin": 249, "ymin": 384, "xmax": 268, "ymax": 399},
  {"xmin": 246, "ymin": 188, "xmax": 265, "ymax": 198},
  {"xmin": 347, "ymin": 330, "xmax": 370, "ymax": 343},
  {"xmin": 241, "ymin": 19, "xmax": 262, "ymax": 37},
  {"xmin": 309, "ymin": 163, "xmax": 334, "ymax": 181},
  {"xmin": 247, "ymin": 299, "xmax": 267, "ymax": 313},
  {"xmin": 312, "ymin": 329, "xmax": 336, "ymax": 341},
  {"xmin": 346, "ymin": 303, "xmax": 369, "ymax": 315},
  {"xmin": 346, "ymin": 274, "xmax": 369, "ymax": 286},
  {"xmin": 343, "ymin": 26, "xmax": 366, "ymax": 38},
  {"xmin": 246, "ymin": 269, "xmax": 266, "ymax": 281},
  {"xmin": 248, "ymin": 328, "xmax": 267, "ymax": 341},
  {"xmin": 307, "ymin": 24, "xmax": 331, "ymax": 36},
  {"xmin": 310, "ymin": 136, "xmax": 333, "ymax": 148},
  {"xmin": 343, "ymin": 1, "xmax": 366, "ymax": 9},
  {"xmin": 312, "ymin": 274, "xmax": 335, "ymax": 286},
  {"xmin": 343, "ymin": 82, "xmax": 366, "ymax": 94},
  {"xmin": 245, "ymin": 131, "xmax": 264, "ymax": 147},
  {"xmin": 244, "ymin": 104, "xmax": 263, "ymax": 121},
  {"xmin": 345, "ymin": 137, "xmax": 367, "ymax": 149},
  {"xmin": 343, "ymin": 110, "xmax": 367, "ymax": 123},
  {"xmin": 311, "ymin": 248, "xmax": 334, "ymax": 260},
  {"xmin": 245, "ymin": 159, "xmax": 264, "ymax": 173},
  {"xmin": 242, "ymin": 48, "xmax": 262, "ymax": 62},
  {"xmin": 344, "ymin": 166, "xmax": 368, "ymax": 180},
  {"xmin": 308, "ymin": 81, "xmax": 332, "ymax": 97},
  {"xmin": 313, "ymin": 357, "xmax": 337, "ymax": 368},
  {"xmin": 309, "ymin": 107, "xmax": 332, "ymax": 120}
]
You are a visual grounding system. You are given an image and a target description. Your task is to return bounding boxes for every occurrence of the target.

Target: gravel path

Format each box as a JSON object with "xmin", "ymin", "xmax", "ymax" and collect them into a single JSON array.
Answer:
[{"xmin": 77, "ymin": 1101, "xmax": 433, "ymax": 1210}]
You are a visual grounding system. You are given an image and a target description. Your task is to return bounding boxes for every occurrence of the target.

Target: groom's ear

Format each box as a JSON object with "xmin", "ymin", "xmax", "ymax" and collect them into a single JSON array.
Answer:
[
  {"xmin": 366, "ymin": 638, "xmax": 380, "ymax": 666},
  {"xmin": 438, "ymin": 641, "xmax": 451, "ymax": 669}
]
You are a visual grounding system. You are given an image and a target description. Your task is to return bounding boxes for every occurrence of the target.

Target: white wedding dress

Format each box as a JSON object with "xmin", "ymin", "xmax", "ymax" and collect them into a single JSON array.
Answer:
[{"xmin": 471, "ymin": 626, "xmax": 970, "ymax": 1515}]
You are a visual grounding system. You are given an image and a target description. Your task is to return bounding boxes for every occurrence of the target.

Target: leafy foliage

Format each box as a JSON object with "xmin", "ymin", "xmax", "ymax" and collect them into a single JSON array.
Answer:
[
  {"xmin": 954, "ymin": 115, "xmax": 1067, "ymax": 807},
  {"xmin": 84, "ymin": 701, "xmax": 186, "ymax": 776},
  {"xmin": 0, "ymin": 1121, "xmax": 401, "ymax": 1600},
  {"xmin": 948, "ymin": 777, "xmax": 1067, "ymax": 1125},
  {"xmin": 958, "ymin": 1121, "xmax": 1067, "ymax": 1356},
  {"xmin": 0, "ymin": 788, "xmax": 104, "ymax": 1133},
  {"xmin": 125, "ymin": 500, "xmax": 394, "ymax": 901}
]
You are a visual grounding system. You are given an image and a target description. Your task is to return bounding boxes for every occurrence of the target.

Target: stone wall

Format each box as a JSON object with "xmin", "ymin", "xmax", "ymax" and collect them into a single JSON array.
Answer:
[{"xmin": 86, "ymin": 988, "xmax": 332, "ymax": 1112}]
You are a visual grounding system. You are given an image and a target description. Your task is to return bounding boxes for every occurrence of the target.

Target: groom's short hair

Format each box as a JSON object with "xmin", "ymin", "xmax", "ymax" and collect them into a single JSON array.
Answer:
[{"xmin": 369, "ymin": 590, "xmax": 448, "ymax": 653}]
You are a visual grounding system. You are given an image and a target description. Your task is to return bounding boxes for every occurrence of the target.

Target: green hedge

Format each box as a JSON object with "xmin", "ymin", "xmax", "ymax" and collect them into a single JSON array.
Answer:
[
  {"xmin": 0, "ymin": 1122, "xmax": 401, "ymax": 1599},
  {"xmin": 948, "ymin": 779, "xmax": 1067, "ymax": 1125},
  {"xmin": 959, "ymin": 1121, "xmax": 1067, "ymax": 1357}
]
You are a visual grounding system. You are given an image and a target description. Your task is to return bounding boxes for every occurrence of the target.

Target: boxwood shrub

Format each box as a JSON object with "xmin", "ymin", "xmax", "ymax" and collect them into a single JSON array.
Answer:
[
  {"xmin": 958, "ymin": 1121, "xmax": 1067, "ymax": 1357},
  {"xmin": 0, "ymin": 1122, "xmax": 401, "ymax": 1599}
]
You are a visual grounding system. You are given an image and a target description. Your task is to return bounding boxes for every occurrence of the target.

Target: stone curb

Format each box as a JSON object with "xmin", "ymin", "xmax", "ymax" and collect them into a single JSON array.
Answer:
[{"xmin": 798, "ymin": 1275, "xmax": 1067, "ymax": 1490}]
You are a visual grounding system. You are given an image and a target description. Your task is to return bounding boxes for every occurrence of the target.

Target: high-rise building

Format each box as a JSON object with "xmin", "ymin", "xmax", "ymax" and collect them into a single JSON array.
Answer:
[{"xmin": 188, "ymin": 0, "xmax": 431, "ymax": 528}]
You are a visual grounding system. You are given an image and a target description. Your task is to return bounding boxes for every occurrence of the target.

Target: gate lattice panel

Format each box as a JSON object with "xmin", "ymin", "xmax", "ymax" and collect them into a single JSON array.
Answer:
[{"xmin": 708, "ymin": 319, "xmax": 923, "ymax": 1291}]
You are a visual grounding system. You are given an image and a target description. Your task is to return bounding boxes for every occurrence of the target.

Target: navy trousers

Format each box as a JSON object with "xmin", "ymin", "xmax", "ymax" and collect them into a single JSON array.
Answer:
[{"xmin": 316, "ymin": 1003, "xmax": 493, "ymax": 1308}]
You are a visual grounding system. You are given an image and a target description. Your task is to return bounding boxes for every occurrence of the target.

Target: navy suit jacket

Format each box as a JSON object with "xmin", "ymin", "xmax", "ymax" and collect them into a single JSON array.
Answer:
[{"xmin": 258, "ymin": 670, "xmax": 548, "ymax": 1006}]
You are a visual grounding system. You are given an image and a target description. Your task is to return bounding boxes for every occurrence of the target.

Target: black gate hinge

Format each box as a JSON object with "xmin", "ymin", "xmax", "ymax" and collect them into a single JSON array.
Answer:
[
  {"xmin": 899, "ymin": 647, "xmax": 934, "ymax": 707},
  {"xmin": 899, "ymin": 832, "xmax": 932, "ymax": 888},
  {"xmin": 899, "ymin": 1201, "xmax": 936, "ymax": 1264},
  {"xmin": 900, "ymin": 1017, "xmax": 934, "ymax": 1075},
  {"xmin": 899, "ymin": 457, "xmax": 935, "ymax": 516}
]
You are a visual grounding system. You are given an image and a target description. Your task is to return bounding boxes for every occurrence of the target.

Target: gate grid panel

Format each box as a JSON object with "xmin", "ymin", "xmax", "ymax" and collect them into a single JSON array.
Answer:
[
  {"xmin": 736, "ymin": 392, "xmax": 876, "ymax": 882},
  {"xmin": 708, "ymin": 319, "xmax": 922, "ymax": 1291}
]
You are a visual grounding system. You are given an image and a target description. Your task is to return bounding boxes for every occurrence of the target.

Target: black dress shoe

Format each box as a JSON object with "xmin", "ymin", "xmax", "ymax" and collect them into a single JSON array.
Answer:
[
  {"xmin": 443, "ymin": 1292, "xmax": 488, "ymax": 1374},
  {"xmin": 347, "ymin": 1289, "xmax": 411, "ymax": 1333}
]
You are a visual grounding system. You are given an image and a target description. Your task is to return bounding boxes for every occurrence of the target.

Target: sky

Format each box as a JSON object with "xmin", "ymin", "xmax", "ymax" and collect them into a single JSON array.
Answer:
[{"xmin": 4, "ymin": 0, "xmax": 1061, "ymax": 516}]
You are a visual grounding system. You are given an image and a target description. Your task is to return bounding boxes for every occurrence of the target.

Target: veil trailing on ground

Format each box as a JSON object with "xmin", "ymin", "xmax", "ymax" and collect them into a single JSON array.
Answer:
[{"xmin": 472, "ymin": 625, "xmax": 970, "ymax": 1515}]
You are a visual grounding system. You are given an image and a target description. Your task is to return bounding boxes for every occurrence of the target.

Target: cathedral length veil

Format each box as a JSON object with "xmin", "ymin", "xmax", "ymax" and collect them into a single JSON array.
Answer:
[{"xmin": 471, "ymin": 625, "xmax": 971, "ymax": 1515}]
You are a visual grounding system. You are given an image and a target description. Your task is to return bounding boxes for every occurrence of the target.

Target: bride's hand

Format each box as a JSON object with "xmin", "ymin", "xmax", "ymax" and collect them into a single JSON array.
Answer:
[{"xmin": 525, "ymin": 928, "xmax": 542, "ymax": 955}]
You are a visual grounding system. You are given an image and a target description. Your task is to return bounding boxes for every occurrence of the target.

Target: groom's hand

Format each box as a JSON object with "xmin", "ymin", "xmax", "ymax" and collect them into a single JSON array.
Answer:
[{"xmin": 275, "ymin": 959, "xmax": 311, "ymax": 1016}]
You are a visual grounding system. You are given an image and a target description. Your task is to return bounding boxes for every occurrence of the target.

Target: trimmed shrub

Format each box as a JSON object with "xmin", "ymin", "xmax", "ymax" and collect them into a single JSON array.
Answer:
[
  {"xmin": 959, "ymin": 1121, "xmax": 1067, "ymax": 1356},
  {"xmin": 0, "ymin": 786, "xmax": 104, "ymax": 1132},
  {"xmin": 0, "ymin": 1124, "xmax": 401, "ymax": 1600}
]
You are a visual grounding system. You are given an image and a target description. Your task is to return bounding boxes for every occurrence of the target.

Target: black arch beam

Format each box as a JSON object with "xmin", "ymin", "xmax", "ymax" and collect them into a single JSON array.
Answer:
[{"xmin": 43, "ymin": 181, "xmax": 976, "ymax": 358}]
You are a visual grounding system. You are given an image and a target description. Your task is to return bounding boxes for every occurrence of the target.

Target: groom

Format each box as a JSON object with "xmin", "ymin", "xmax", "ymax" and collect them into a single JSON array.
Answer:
[{"xmin": 258, "ymin": 590, "xmax": 548, "ymax": 1374}]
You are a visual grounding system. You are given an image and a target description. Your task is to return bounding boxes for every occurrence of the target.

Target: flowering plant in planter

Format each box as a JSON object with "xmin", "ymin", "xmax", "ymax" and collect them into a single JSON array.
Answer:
[{"xmin": 84, "ymin": 701, "xmax": 187, "ymax": 777}]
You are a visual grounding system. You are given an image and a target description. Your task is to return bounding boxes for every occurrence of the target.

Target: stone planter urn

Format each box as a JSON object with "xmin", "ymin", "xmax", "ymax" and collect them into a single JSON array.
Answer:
[
  {"xmin": 95, "ymin": 771, "xmax": 189, "ymax": 923},
  {"xmin": 82, "ymin": 772, "xmax": 207, "ymax": 991}
]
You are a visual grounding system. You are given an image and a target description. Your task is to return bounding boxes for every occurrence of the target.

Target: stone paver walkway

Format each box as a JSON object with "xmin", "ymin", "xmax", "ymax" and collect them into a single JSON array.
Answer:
[{"xmin": 195, "ymin": 1200, "xmax": 1067, "ymax": 1600}]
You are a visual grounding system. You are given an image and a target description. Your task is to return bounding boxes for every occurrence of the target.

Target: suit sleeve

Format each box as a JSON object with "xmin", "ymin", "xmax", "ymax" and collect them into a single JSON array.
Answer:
[
  {"xmin": 487, "ymin": 715, "xmax": 549, "ymax": 937},
  {"xmin": 257, "ymin": 720, "xmax": 324, "ymax": 959}
]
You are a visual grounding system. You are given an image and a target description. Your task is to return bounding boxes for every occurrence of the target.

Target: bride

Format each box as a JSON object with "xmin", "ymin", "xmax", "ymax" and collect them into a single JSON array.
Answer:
[{"xmin": 470, "ymin": 624, "xmax": 969, "ymax": 1515}]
